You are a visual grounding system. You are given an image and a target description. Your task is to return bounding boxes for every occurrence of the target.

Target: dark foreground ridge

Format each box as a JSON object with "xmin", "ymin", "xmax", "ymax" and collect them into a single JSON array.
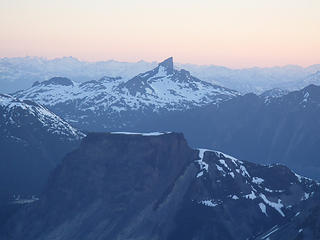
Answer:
[{"xmin": 1, "ymin": 132, "xmax": 320, "ymax": 240}]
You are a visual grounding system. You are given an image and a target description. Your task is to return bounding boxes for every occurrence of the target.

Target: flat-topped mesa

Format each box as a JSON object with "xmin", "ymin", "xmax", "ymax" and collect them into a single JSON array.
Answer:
[
  {"xmin": 157, "ymin": 57, "xmax": 174, "ymax": 74},
  {"xmin": 80, "ymin": 132, "xmax": 190, "ymax": 154},
  {"xmin": 51, "ymin": 131, "xmax": 195, "ymax": 196}
]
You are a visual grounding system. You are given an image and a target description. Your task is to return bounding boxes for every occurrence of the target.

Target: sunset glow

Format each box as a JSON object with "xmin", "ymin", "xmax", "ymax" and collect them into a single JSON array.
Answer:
[{"xmin": 1, "ymin": 0, "xmax": 320, "ymax": 67}]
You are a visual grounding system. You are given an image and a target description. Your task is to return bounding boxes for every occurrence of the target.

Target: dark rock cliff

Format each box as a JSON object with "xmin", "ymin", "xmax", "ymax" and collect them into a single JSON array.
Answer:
[{"xmin": 2, "ymin": 132, "xmax": 319, "ymax": 240}]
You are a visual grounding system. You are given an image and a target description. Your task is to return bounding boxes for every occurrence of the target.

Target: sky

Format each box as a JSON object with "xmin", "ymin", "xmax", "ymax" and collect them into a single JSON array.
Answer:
[{"xmin": 1, "ymin": 0, "xmax": 320, "ymax": 68}]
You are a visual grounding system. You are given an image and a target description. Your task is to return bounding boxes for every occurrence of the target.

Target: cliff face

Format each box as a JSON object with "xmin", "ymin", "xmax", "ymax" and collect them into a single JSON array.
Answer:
[
  {"xmin": 43, "ymin": 132, "xmax": 196, "ymax": 240},
  {"xmin": 2, "ymin": 132, "xmax": 198, "ymax": 240},
  {"xmin": 2, "ymin": 132, "xmax": 319, "ymax": 240}
]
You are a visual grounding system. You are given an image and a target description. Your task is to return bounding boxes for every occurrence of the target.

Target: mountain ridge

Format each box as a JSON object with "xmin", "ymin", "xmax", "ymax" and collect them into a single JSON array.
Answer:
[
  {"xmin": 124, "ymin": 84, "xmax": 320, "ymax": 180},
  {"xmin": 13, "ymin": 57, "xmax": 239, "ymax": 130},
  {"xmin": 2, "ymin": 56, "xmax": 320, "ymax": 93}
]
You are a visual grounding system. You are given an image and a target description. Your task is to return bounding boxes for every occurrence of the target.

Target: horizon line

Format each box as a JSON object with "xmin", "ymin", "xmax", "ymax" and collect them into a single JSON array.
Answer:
[{"xmin": 1, "ymin": 55, "xmax": 319, "ymax": 70}]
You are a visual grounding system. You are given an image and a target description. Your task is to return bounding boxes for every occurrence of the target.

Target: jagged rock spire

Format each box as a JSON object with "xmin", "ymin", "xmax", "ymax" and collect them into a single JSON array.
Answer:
[{"xmin": 158, "ymin": 57, "xmax": 174, "ymax": 74}]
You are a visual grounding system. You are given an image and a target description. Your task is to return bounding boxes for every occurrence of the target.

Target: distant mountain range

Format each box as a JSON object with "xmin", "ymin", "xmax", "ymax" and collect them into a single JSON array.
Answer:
[
  {"xmin": 0, "ymin": 94, "xmax": 84, "ymax": 203},
  {"xmin": 179, "ymin": 63, "xmax": 320, "ymax": 93},
  {"xmin": 1, "ymin": 132, "xmax": 319, "ymax": 240},
  {"xmin": 1, "ymin": 56, "xmax": 320, "ymax": 93},
  {"xmin": 14, "ymin": 57, "xmax": 238, "ymax": 130}
]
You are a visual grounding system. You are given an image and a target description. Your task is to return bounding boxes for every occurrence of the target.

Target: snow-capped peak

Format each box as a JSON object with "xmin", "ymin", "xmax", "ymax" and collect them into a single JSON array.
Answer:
[
  {"xmin": 13, "ymin": 58, "xmax": 239, "ymax": 129},
  {"xmin": 194, "ymin": 148, "xmax": 319, "ymax": 219},
  {"xmin": 0, "ymin": 94, "xmax": 84, "ymax": 140}
]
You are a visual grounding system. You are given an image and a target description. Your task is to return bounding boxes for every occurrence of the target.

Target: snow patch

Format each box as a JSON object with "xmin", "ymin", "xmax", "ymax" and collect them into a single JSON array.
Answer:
[
  {"xmin": 12, "ymin": 195, "xmax": 39, "ymax": 204},
  {"xmin": 301, "ymin": 192, "xmax": 310, "ymax": 201},
  {"xmin": 252, "ymin": 177, "xmax": 264, "ymax": 184},
  {"xmin": 239, "ymin": 165, "xmax": 250, "ymax": 178},
  {"xmin": 195, "ymin": 149, "xmax": 209, "ymax": 178},
  {"xmin": 259, "ymin": 194, "xmax": 285, "ymax": 217},
  {"xmin": 231, "ymin": 195, "xmax": 239, "ymax": 200},
  {"xmin": 259, "ymin": 203, "xmax": 268, "ymax": 216},
  {"xmin": 199, "ymin": 200, "xmax": 220, "ymax": 207},
  {"xmin": 219, "ymin": 159, "xmax": 232, "ymax": 171},
  {"xmin": 244, "ymin": 191, "xmax": 257, "ymax": 200},
  {"xmin": 229, "ymin": 172, "xmax": 235, "ymax": 178}
]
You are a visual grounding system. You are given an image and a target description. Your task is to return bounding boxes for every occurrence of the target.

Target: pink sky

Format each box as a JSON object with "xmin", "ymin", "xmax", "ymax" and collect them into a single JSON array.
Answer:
[{"xmin": 1, "ymin": 0, "xmax": 320, "ymax": 68}]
